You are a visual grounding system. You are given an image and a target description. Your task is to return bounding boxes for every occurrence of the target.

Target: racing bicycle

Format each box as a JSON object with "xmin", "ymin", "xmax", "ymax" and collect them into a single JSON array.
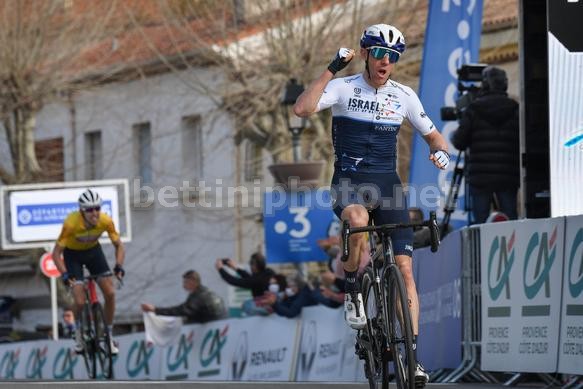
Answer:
[
  {"xmin": 76, "ymin": 269, "xmax": 115, "ymax": 379},
  {"xmin": 342, "ymin": 211, "xmax": 440, "ymax": 389}
]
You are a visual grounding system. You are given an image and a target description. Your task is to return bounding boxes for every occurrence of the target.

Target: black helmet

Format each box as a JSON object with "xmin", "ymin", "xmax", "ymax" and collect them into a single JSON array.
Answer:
[{"xmin": 482, "ymin": 66, "xmax": 508, "ymax": 92}]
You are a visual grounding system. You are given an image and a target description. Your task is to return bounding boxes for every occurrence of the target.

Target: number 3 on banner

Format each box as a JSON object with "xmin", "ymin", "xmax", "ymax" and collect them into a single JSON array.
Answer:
[{"xmin": 289, "ymin": 207, "xmax": 310, "ymax": 238}]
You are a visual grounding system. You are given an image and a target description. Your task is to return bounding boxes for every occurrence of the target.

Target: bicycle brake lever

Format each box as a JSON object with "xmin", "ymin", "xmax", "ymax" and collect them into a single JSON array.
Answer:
[{"xmin": 429, "ymin": 211, "xmax": 440, "ymax": 253}]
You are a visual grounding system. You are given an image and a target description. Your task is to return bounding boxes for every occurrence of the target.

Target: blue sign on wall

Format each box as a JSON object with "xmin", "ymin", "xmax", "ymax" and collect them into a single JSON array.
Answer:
[
  {"xmin": 16, "ymin": 201, "xmax": 113, "ymax": 227},
  {"xmin": 264, "ymin": 189, "xmax": 338, "ymax": 263}
]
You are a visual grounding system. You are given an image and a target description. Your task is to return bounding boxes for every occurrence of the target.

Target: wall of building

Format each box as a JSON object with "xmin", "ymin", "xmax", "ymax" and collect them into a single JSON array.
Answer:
[{"xmin": 30, "ymin": 66, "xmax": 268, "ymax": 325}]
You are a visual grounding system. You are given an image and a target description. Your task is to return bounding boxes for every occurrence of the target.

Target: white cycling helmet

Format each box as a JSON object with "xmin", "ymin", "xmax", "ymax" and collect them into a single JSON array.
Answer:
[
  {"xmin": 78, "ymin": 189, "xmax": 102, "ymax": 209},
  {"xmin": 360, "ymin": 24, "xmax": 406, "ymax": 54}
]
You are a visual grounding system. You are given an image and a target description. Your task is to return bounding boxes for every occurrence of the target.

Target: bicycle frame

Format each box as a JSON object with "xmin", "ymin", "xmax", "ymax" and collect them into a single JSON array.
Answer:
[
  {"xmin": 85, "ymin": 277, "xmax": 99, "ymax": 305},
  {"xmin": 77, "ymin": 270, "xmax": 114, "ymax": 380},
  {"xmin": 342, "ymin": 211, "xmax": 440, "ymax": 389}
]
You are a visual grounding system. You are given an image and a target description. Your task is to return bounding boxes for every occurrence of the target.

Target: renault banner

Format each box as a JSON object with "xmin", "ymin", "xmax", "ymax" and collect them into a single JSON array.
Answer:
[{"xmin": 295, "ymin": 306, "xmax": 361, "ymax": 381}]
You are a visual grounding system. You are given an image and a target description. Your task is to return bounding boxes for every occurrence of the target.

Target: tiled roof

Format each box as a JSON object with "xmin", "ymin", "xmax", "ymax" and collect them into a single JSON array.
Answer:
[
  {"xmin": 72, "ymin": 0, "xmax": 518, "ymax": 79},
  {"xmin": 398, "ymin": 0, "xmax": 518, "ymax": 45}
]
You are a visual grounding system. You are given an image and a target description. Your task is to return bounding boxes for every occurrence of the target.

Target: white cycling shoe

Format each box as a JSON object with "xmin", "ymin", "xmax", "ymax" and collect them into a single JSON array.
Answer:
[
  {"xmin": 73, "ymin": 331, "xmax": 84, "ymax": 354},
  {"xmin": 415, "ymin": 362, "xmax": 429, "ymax": 388},
  {"xmin": 109, "ymin": 337, "xmax": 119, "ymax": 355},
  {"xmin": 344, "ymin": 292, "xmax": 367, "ymax": 330}
]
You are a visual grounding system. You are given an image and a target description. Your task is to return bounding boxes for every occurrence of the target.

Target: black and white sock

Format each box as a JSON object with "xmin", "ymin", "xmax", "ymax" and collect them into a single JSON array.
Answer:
[
  {"xmin": 344, "ymin": 270, "xmax": 359, "ymax": 294},
  {"xmin": 413, "ymin": 335, "xmax": 418, "ymax": 362}
]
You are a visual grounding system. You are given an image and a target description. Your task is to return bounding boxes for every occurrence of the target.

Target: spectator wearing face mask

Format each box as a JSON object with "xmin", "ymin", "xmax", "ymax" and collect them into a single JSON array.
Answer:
[
  {"xmin": 272, "ymin": 273, "xmax": 318, "ymax": 318},
  {"xmin": 242, "ymin": 274, "xmax": 287, "ymax": 316}
]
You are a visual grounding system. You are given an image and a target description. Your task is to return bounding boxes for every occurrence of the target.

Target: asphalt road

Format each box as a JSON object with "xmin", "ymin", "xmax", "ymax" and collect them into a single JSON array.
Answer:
[{"xmin": 0, "ymin": 381, "xmax": 550, "ymax": 389}]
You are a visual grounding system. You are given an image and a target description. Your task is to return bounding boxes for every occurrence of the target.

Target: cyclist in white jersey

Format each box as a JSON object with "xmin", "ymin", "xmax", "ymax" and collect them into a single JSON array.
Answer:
[{"xmin": 293, "ymin": 24, "xmax": 450, "ymax": 387}]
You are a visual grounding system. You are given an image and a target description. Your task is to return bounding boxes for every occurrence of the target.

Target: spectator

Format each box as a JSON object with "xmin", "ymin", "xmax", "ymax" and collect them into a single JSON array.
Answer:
[
  {"xmin": 242, "ymin": 274, "xmax": 287, "ymax": 316},
  {"xmin": 61, "ymin": 308, "xmax": 76, "ymax": 339},
  {"xmin": 312, "ymin": 271, "xmax": 344, "ymax": 308},
  {"xmin": 272, "ymin": 273, "xmax": 318, "ymax": 318},
  {"xmin": 141, "ymin": 270, "xmax": 227, "ymax": 324},
  {"xmin": 215, "ymin": 252, "xmax": 275, "ymax": 297},
  {"xmin": 450, "ymin": 66, "xmax": 520, "ymax": 224}
]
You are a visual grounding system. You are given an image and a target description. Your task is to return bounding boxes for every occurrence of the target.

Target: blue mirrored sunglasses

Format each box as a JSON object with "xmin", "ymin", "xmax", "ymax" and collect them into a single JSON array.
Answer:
[{"xmin": 368, "ymin": 47, "xmax": 400, "ymax": 63}]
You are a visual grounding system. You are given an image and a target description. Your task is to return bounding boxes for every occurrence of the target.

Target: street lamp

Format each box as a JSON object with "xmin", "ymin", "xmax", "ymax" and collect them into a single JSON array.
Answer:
[
  {"xmin": 269, "ymin": 78, "xmax": 324, "ymax": 187},
  {"xmin": 281, "ymin": 79, "xmax": 307, "ymax": 162}
]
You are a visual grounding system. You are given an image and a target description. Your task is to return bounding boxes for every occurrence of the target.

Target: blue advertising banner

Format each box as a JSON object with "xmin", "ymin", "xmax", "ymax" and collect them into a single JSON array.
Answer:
[
  {"xmin": 414, "ymin": 230, "xmax": 462, "ymax": 370},
  {"xmin": 263, "ymin": 189, "xmax": 338, "ymax": 263},
  {"xmin": 16, "ymin": 201, "xmax": 113, "ymax": 227},
  {"xmin": 409, "ymin": 0, "xmax": 483, "ymax": 229}
]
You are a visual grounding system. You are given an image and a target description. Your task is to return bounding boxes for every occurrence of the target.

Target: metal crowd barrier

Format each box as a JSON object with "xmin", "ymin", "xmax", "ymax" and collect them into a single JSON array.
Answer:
[
  {"xmin": 439, "ymin": 227, "xmax": 498, "ymax": 384},
  {"xmin": 436, "ymin": 226, "xmax": 569, "ymax": 387}
]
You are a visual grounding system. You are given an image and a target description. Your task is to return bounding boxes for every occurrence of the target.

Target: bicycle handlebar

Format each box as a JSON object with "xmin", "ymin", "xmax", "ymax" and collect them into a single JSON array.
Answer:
[{"xmin": 341, "ymin": 210, "xmax": 441, "ymax": 261}]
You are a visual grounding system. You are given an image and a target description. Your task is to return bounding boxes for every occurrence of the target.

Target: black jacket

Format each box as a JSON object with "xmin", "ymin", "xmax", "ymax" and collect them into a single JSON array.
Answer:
[
  {"xmin": 273, "ymin": 286, "xmax": 318, "ymax": 318},
  {"xmin": 155, "ymin": 285, "xmax": 227, "ymax": 324},
  {"xmin": 451, "ymin": 91, "xmax": 519, "ymax": 190},
  {"xmin": 218, "ymin": 267, "xmax": 275, "ymax": 297}
]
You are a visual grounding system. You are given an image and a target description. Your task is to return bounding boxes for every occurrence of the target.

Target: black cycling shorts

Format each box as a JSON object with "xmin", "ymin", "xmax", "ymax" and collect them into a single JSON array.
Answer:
[
  {"xmin": 331, "ymin": 170, "xmax": 413, "ymax": 257},
  {"xmin": 63, "ymin": 244, "xmax": 112, "ymax": 281}
]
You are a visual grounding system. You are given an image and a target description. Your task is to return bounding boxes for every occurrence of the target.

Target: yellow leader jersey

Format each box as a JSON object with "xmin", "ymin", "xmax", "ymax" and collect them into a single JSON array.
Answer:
[{"xmin": 56, "ymin": 211, "xmax": 120, "ymax": 250}]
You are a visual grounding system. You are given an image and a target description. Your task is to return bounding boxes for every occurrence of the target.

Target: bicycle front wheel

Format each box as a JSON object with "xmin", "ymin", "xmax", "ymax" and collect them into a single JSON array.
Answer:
[
  {"xmin": 80, "ymin": 303, "xmax": 96, "ymax": 379},
  {"xmin": 361, "ymin": 267, "xmax": 391, "ymax": 389},
  {"xmin": 386, "ymin": 265, "xmax": 416, "ymax": 389},
  {"xmin": 93, "ymin": 303, "xmax": 113, "ymax": 379}
]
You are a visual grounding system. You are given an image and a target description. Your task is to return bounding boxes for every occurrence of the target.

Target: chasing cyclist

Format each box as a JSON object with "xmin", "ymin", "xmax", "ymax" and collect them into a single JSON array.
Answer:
[
  {"xmin": 293, "ymin": 24, "xmax": 449, "ymax": 386},
  {"xmin": 52, "ymin": 189, "xmax": 125, "ymax": 354}
]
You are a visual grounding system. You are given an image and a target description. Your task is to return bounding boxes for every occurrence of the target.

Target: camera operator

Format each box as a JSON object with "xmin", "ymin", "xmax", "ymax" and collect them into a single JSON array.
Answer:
[{"xmin": 450, "ymin": 66, "xmax": 519, "ymax": 224}]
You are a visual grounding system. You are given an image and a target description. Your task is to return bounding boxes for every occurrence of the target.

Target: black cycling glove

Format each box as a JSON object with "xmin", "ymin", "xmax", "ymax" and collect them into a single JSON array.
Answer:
[
  {"xmin": 114, "ymin": 264, "xmax": 125, "ymax": 278},
  {"xmin": 328, "ymin": 48, "xmax": 353, "ymax": 75},
  {"xmin": 61, "ymin": 272, "xmax": 71, "ymax": 286}
]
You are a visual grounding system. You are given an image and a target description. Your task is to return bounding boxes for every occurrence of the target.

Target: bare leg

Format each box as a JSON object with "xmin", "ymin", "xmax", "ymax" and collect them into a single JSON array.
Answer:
[
  {"xmin": 97, "ymin": 276, "xmax": 116, "ymax": 325},
  {"xmin": 71, "ymin": 284, "xmax": 86, "ymax": 318},
  {"xmin": 395, "ymin": 254, "xmax": 419, "ymax": 336},
  {"xmin": 340, "ymin": 204, "xmax": 369, "ymax": 273}
]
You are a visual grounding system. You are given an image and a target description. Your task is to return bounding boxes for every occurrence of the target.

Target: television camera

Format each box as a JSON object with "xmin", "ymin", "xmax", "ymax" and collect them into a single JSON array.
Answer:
[
  {"xmin": 440, "ymin": 63, "xmax": 488, "ymax": 121},
  {"xmin": 439, "ymin": 63, "xmax": 488, "ymax": 231}
]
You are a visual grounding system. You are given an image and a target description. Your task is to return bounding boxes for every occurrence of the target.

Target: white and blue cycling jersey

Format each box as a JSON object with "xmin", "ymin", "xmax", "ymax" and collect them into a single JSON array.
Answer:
[{"xmin": 316, "ymin": 74, "xmax": 436, "ymax": 173}]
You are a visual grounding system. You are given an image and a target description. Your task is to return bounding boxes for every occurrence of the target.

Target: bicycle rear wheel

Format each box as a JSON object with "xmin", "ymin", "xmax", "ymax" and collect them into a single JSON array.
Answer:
[
  {"xmin": 92, "ymin": 303, "xmax": 113, "ymax": 379},
  {"xmin": 80, "ymin": 303, "xmax": 97, "ymax": 379},
  {"xmin": 361, "ymin": 268, "xmax": 391, "ymax": 389},
  {"xmin": 386, "ymin": 265, "xmax": 416, "ymax": 389}
]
